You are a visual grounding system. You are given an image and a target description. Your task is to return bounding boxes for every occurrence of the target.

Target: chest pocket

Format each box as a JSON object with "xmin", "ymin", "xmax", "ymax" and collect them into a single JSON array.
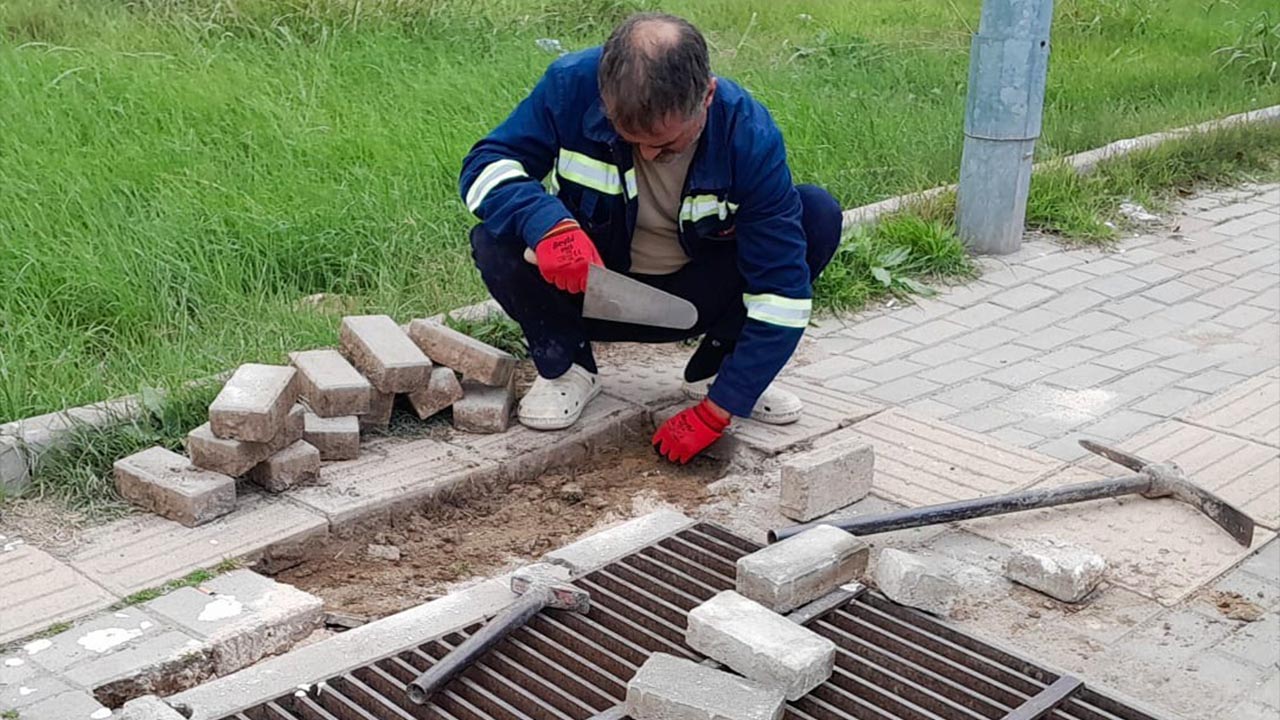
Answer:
[
  {"xmin": 680, "ymin": 194, "xmax": 739, "ymax": 240},
  {"xmin": 556, "ymin": 149, "xmax": 626, "ymax": 227}
]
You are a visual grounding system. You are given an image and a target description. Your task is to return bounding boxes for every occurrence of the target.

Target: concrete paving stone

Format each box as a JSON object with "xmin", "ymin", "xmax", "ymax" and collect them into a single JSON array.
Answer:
[
  {"xmin": 995, "ymin": 384, "xmax": 1125, "ymax": 437},
  {"xmin": 1176, "ymin": 369, "xmax": 1247, "ymax": 394},
  {"xmin": 1148, "ymin": 301, "xmax": 1221, "ymax": 327},
  {"xmin": 119, "ymin": 695, "xmax": 189, "ymax": 720},
  {"xmin": 836, "ymin": 408, "xmax": 1060, "ymax": 507},
  {"xmin": 844, "ymin": 314, "xmax": 913, "ymax": 340},
  {"xmin": 13, "ymin": 690, "xmax": 110, "ymax": 720},
  {"xmin": 887, "ymin": 296, "xmax": 957, "ymax": 324},
  {"xmin": 207, "ymin": 364, "xmax": 298, "ymax": 443},
  {"xmin": 863, "ymin": 376, "xmax": 942, "ymax": 404},
  {"xmin": 1131, "ymin": 387, "xmax": 1208, "ymax": 417},
  {"xmin": 911, "ymin": 341, "xmax": 980, "ymax": 367},
  {"xmin": 853, "ymin": 358, "xmax": 927, "ymax": 384},
  {"xmin": 1238, "ymin": 539, "xmax": 1280, "ymax": 581},
  {"xmin": 1058, "ymin": 310, "xmax": 1125, "ymax": 334},
  {"xmin": 302, "ymin": 413, "xmax": 359, "ymax": 461},
  {"xmin": 821, "ymin": 375, "xmax": 875, "ymax": 396},
  {"xmin": 247, "ymin": 440, "xmax": 320, "ymax": 494},
  {"xmin": 0, "ymin": 659, "xmax": 75, "ymax": 710},
  {"xmin": 1032, "ymin": 434, "xmax": 1098, "ymax": 462},
  {"xmin": 625, "ymin": 653, "xmax": 785, "ymax": 720},
  {"xmin": 1036, "ymin": 288, "xmax": 1110, "ymax": 318},
  {"xmin": 727, "ymin": 378, "xmax": 882, "ymax": 455},
  {"xmin": 186, "ymin": 404, "xmax": 306, "ymax": 478},
  {"xmin": 1182, "ymin": 267, "xmax": 1240, "ymax": 291},
  {"xmin": 1219, "ymin": 354, "xmax": 1280, "ymax": 377},
  {"xmin": 1075, "ymin": 256, "xmax": 1134, "ymax": 276},
  {"xmin": 918, "ymin": 360, "xmax": 988, "ymax": 385},
  {"xmin": 1157, "ymin": 251, "xmax": 1220, "ymax": 274},
  {"xmin": 1158, "ymin": 349, "xmax": 1235, "ymax": 374},
  {"xmin": 1199, "ymin": 567, "xmax": 1280, "ymax": 614},
  {"xmin": 984, "ymin": 360, "xmax": 1056, "ymax": 389},
  {"xmin": 935, "ymin": 280, "xmax": 1002, "ymax": 308},
  {"xmin": 1247, "ymin": 286, "xmax": 1280, "ymax": 310},
  {"xmin": 1219, "ymin": 250, "xmax": 1280, "ymax": 277},
  {"xmin": 1154, "ymin": 650, "xmax": 1271, "ymax": 719},
  {"xmin": 114, "ymin": 446, "xmax": 237, "ymax": 528},
  {"xmin": 1234, "ymin": 271, "xmax": 1279, "ymax": 293},
  {"xmin": 1099, "ymin": 366, "xmax": 1186, "ymax": 399},
  {"xmin": 1037, "ymin": 268, "xmax": 1094, "ymax": 291},
  {"xmin": 813, "ymin": 335, "xmax": 860, "ymax": 355},
  {"xmin": 546, "ymin": 509, "xmax": 694, "ymax": 574},
  {"xmin": 24, "ymin": 607, "xmax": 170, "ymax": 673},
  {"xmin": 897, "ymin": 319, "xmax": 969, "ymax": 345},
  {"xmin": 1117, "ymin": 606, "xmax": 1238, "ymax": 665},
  {"xmin": 1097, "ymin": 421, "xmax": 1280, "ymax": 530},
  {"xmin": 143, "ymin": 570, "xmax": 323, "ymax": 675},
  {"xmin": 951, "ymin": 325, "xmax": 1022, "ymax": 351},
  {"xmin": 596, "ymin": 345, "xmax": 689, "ymax": 410},
  {"xmin": 1003, "ymin": 537, "xmax": 1105, "ymax": 603},
  {"xmin": 452, "ymin": 379, "xmax": 515, "ymax": 434},
  {"xmin": 1180, "ymin": 373, "xmax": 1280, "ymax": 447},
  {"xmin": 1221, "ymin": 699, "xmax": 1280, "ymax": 720},
  {"xmin": 997, "ymin": 307, "xmax": 1064, "ymax": 334},
  {"xmin": 1023, "ymin": 252, "xmax": 1084, "ymax": 273},
  {"xmin": 736, "ymin": 525, "xmax": 868, "ymax": 613},
  {"xmin": 945, "ymin": 302, "xmax": 1013, "ymax": 328},
  {"xmin": 0, "ymin": 544, "xmax": 117, "ymax": 645},
  {"xmin": 1018, "ymin": 325, "xmax": 1087, "ymax": 352},
  {"xmin": 1135, "ymin": 335, "xmax": 1198, "ymax": 358},
  {"xmin": 1085, "ymin": 273, "xmax": 1149, "ymax": 299},
  {"xmin": 1217, "ymin": 304, "xmax": 1276, "ymax": 330},
  {"xmin": 1076, "ymin": 329, "xmax": 1140, "ymax": 353},
  {"xmin": 1219, "ymin": 215, "xmax": 1275, "ymax": 236},
  {"xmin": 988, "ymin": 283, "xmax": 1057, "ymax": 310},
  {"xmin": 1125, "ymin": 263, "xmax": 1182, "ymax": 285},
  {"xmin": 988, "ymin": 426, "xmax": 1046, "ymax": 449},
  {"xmin": 406, "ymin": 366, "xmax": 465, "ymax": 420},
  {"xmin": 407, "ymin": 319, "xmax": 516, "ymax": 386},
  {"xmin": 931, "ymin": 379, "xmax": 1009, "ymax": 411},
  {"xmin": 874, "ymin": 548, "xmax": 960, "ymax": 616},
  {"xmin": 1107, "ymin": 294, "xmax": 1166, "ymax": 321},
  {"xmin": 339, "ymin": 314, "xmax": 432, "ymax": 394},
  {"xmin": 685, "ymin": 590, "xmax": 835, "ymax": 701},
  {"xmin": 1095, "ymin": 347, "xmax": 1161, "ymax": 372},
  {"xmin": 287, "ymin": 350, "xmax": 370, "ymax": 418},
  {"xmin": 846, "ymin": 336, "xmax": 919, "ymax": 364},
  {"xmin": 1113, "ymin": 246, "xmax": 1164, "ymax": 264},
  {"xmin": 779, "ymin": 438, "xmax": 873, "ymax": 521},
  {"xmin": 358, "ymin": 388, "xmax": 394, "ymax": 431},
  {"xmin": 1043, "ymin": 363, "xmax": 1124, "ymax": 391},
  {"xmin": 68, "ymin": 492, "xmax": 328, "ymax": 596},
  {"xmin": 1244, "ymin": 668, "xmax": 1280, "ymax": 707},
  {"xmin": 1038, "ymin": 346, "xmax": 1101, "ymax": 370},
  {"xmin": 973, "ymin": 260, "xmax": 1042, "ymax": 288},
  {"xmin": 946, "ymin": 407, "xmax": 1024, "ymax": 433},
  {"xmin": 795, "ymin": 354, "xmax": 868, "ymax": 382},
  {"xmin": 900, "ymin": 398, "xmax": 959, "ymax": 419},
  {"xmin": 1218, "ymin": 611, "xmax": 1280, "ymax": 668},
  {"xmin": 1199, "ymin": 286, "xmax": 1260, "ymax": 310}
]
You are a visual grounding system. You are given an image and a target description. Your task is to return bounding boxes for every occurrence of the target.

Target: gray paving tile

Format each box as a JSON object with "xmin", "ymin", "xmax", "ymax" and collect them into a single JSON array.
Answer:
[
  {"xmin": 1085, "ymin": 273, "xmax": 1150, "ymax": 299},
  {"xmin": 988, "ymin": 426, "xmax": 1046, "ymax": 448},
  {"xmin": 999, "ymin": 307, "xmax": 1066, "ymax": 333},
  {"xmin": 846, "ymin": 336, "xmax": 920, "ymax": 364},
  {"xmin": 945, "ymin": 302, "xmax": 1014, "ymax": 328},
  {"xmin": 1108, "ymin": 294, "xmax": 1166, "ymax": 320},
  {"xmin": 0, "ymin": 543, "xmax": 118, "ymax": 645},
  {"xmin": 1095, "ymin": 347, "xmax": 1160, "ymax": 372},
  {"xmin": 932, "ymin": 380, "xmax": 1011, "ymax": 411},
  {"xmin": 1201, "ymin": 286, "xmax": 1261, "ymax": 309},
  {"xmin": 1218, "ymin": 612, "xmax": 1280, "ymax": 668},
  {"xmin": 951, "ymin": 325, "xmax": 1023, "ymax": 351},
  {"xmin": 897, "ymin": 319, "xmax": 969, "ymax": 345},
  {"xmin": 1059, "ymin": 310, "xmax": 1125, "ymax": 334},
  {"xmin": 1177, "ymin": 369, "xmax": 1248, "ymax": 394},
  {"xmin": 1039, "ymin": 346, "xmax": 1102, "ymax": 369},
  {"xmin": 844, "ymin": 314, "xmax": 914, "ymax": 340},
  {"xmin": 988, "ymin": 283, "xmax": 1056, "ymax": 310},
  {"xmin": 947, "ymin": 407, "xmax": 1023, "ymax": 433},
  {"xmin": 1100, "ymin": 366, "xmax": 1187, "ymax": 398},
  {"xmin": 1181, "ymin": 373, "xmax": 1280, "ymax": 447},
  {"xmin": 854, "ymin": 358, "xmax": 927, "ymax": 384},
  {"xmin": 985, "ymin": 360, "xmax": 1056, "ymax": 388},
  {"xmin": 1218, "ymin": 305, "xmax": 1276, "ymax": 329},
  {"xmin": 1082, "ymin": 410, "xmax": 1164, "ymax": 442},
  {"xmin": 1126, "ymin": 263, "xmax": 1181, "ymax": 285},
  {"xmin": 1075, "ymin": 257, "xmax": 1134, "ymax": 276},
  {"xmin": 1132, "ymin": 387, "xmax": 1208, "ymax": 417},
  {"xmin": 1078, "ymin": 329, "xmax": 1141, "ymax": 352},
  {"xmin": 1018, "ymin": 325, "xmax": 1087, "ymax": 351},
  {"xmin": 1037, "ymin": 268, "xmax": 1094, "ymax": 290},
  {"xmin": 1044, "ymin": 363, "xmax": 1124, "ymax": 390},
  {"xmin": 795, "ymin": 354, "xmax": 869, "ymax": 381},
  {"xmin": 907, "ymin": 341, "xmax": 975, "ymax": 368},
  {"xmin": 864, "ymin": 376, "xmax": 942, "ymax": 404},
  {"xmin": 918, "ymin": 360, "xmax": 988, "ymax": 386},
  {"xmin": 969, "ymin": 344, "xmax": 1041, "ymax": 368}
]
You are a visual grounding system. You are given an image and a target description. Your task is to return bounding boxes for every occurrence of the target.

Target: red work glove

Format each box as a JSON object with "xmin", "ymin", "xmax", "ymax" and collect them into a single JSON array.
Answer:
[
  {"xmin": 653, "ymin": 399, "xmax": 730, "ymax": 464},
  {"xmin": 535, "ymin": 220, "xmax": 602, "ymax": 294}
]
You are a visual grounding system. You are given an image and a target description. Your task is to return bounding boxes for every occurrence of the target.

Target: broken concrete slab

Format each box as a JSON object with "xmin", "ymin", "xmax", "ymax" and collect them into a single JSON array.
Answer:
[
  {"xmin": 114, "ymin": 446, "xmax": 237, "ymax": 527},
  {"xmin": 686, "ymin": 589, "xmax": 836, "ymax": 701},
  {"xmin": 288, "ymin": 349, "xmax": 372, "ymax": 418},
  {"xmin": 0, "ymin": 543, "xmax": 118, "ymax": 645},
  {"xmin": 1004, "ymin": 538, "xmax": 1107, "ymax": 603},
  {"xmin": 247, "ymin": 440, "xmax": 320, "ymax": 493},
  {"xmin": 302, "ymin": 413, "xmax": 359, "ymax": 460},
  {"xmin": 143, "ymin": 570, "xmax": 323, "ymax": 675},
  {"xmin": 209, "ymin": 364, "xmax": 298, "ymax": 443},
  {"xmin": 625, "ymin": 652, "xmax": 786, "ymax": 720},
  {"xmin": 408, "ymin": 318, "xmax": 517, "ymax": 386},
  {"xmin": 407, "ymin": 366, "xmax": 464, "ymax": 420},
  {"xmin": 0, "ymin": 657, "xmax": 76, "ymax": 710},
  {"xmin": 452, "ymin": 378, "xmax": 515, "ymax": 434},
  {"xmin": 120, "ymin": 695, "xmax": 188, "ymax": 719},
  {"xmin": 546, "ymin": 509, "xmax": 695, "ymax": 575},
  {"xmin": 339, "ymin": 315, "xmax": 432, "ymax": 393},
  {"xmin": 779, "ymin": 438, "xmax": 874, "ymax": 522},
  {"xmin": 68, "ymin": 493, "xmax": 328, "ymax": 597},
  {"xmin": 736, "ymin": 525, "xmax": 869, "ymax": 613},
  {"xmin": 874, "ymin": 548, "xmax": 961, "ymax": 617},
  {"xmin": 15, "ymin": 689, "xmax": 112, "ymax": 720},
  {"xmin": 359, "ymin": 388, "xmax": 395, "ymax": 432},
  {"xmin": 185, "ymin": 404, "xmax": 305, "ymax": 477}
]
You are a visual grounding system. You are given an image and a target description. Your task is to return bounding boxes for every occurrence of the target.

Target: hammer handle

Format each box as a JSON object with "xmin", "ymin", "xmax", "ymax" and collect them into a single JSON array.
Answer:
[{"xmin": 408, "ymin": 588, "xmax": 548, "ymax": 704}]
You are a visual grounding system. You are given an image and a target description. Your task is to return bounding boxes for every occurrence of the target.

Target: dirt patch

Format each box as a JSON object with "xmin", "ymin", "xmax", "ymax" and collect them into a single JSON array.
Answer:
[
  {"xmin": 1206, "ymin": 590, "xmax": 1266, "ymax": 622},
  {"xmin": 0, "ymin": 496, "xmax": 98, "ymax": 555},
  {"xmin": 277, "ymin": 431, "xmax": 727, "ymax": 619}
]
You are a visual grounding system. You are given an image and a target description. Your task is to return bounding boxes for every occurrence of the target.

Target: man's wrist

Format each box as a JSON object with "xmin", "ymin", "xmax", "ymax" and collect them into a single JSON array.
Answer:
[{"xmin": 702, "ymin": 398, "xmax": 731, "ymax": 423}]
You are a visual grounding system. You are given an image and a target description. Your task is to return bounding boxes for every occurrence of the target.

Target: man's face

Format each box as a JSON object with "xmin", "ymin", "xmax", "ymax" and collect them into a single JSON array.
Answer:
[{"xmin": 612, "ymin": 78, "xmax": 717, "ymax": 164}]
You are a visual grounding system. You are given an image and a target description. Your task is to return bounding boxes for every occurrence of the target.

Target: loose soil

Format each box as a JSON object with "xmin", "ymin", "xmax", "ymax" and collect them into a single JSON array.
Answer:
[{"xmin": 277, "ymin": 431, "xmax": 727, "ymax": 619}]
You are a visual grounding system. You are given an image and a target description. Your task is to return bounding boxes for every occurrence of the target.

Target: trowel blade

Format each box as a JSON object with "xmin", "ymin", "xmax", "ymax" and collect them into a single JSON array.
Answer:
[{"xmin": 582, "ymin": 264, "xmax": 698, "ymax": 330}]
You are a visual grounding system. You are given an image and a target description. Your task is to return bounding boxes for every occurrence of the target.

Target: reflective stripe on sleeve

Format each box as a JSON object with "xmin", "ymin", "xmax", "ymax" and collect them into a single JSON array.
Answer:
[
  {"xmin": 465, "ymin": 159, "xmax": 529, "ymax": 212},
  {"xmin": 743, "ymin": 293, "xmax": 812, "ymax": 329}
]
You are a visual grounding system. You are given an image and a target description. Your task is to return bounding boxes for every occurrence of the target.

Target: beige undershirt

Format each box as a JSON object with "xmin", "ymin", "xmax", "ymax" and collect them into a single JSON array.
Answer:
[{"xmin": 629, "ymin": 147, "xmax": 694, "ymax": 275}]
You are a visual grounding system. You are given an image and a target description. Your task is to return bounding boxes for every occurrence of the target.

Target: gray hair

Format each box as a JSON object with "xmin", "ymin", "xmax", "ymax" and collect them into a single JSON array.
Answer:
[{"xmin": 598, "ymin": 13, "xmax": 711, "ymax": 134}]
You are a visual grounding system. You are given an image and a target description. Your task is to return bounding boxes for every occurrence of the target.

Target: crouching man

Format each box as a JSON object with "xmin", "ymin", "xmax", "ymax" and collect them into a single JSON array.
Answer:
[{"xmin": 461, "ymin": 12, "xmax": 842, "ymax": 463}]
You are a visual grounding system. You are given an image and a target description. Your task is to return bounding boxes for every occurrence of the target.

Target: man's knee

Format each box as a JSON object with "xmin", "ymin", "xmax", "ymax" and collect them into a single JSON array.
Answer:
[
  {"xmin": 470, "ymin": 225, "xmax": 527, "ymax": 278},
  {"xmin": 796, "ymin": 184, "xmax": 843, "ymax": 275}
]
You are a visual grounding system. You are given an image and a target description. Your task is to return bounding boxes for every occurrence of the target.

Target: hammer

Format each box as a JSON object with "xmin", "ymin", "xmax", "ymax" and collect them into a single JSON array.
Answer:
[{"xmin": 407, "ymin": 562, "xmax": 590, "ymax": 705}]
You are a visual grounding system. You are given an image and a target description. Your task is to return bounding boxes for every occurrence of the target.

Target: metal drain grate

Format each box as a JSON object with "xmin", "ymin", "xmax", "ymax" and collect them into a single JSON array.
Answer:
[{"xmin": 226, "ymin": 524, "xmax": 1164, "ymax": 720}]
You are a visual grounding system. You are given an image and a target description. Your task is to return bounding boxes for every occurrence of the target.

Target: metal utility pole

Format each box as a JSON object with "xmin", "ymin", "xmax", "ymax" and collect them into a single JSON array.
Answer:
[{"xmin": 956, "ymin": 0, "xmax": 1054, "ymax": 255}]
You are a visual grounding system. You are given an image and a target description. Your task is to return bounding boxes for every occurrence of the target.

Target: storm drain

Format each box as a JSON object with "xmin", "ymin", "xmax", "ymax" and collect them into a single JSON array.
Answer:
[{"xmin": 226, "ymin": 523, "xmax": 1163, "ymax": 720}]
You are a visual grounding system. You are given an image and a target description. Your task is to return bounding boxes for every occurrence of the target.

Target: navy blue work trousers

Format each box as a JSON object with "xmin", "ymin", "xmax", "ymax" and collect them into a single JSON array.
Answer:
[{"xmin": 470, "ymin": 184, "xmax": 843, "ymax": 380}]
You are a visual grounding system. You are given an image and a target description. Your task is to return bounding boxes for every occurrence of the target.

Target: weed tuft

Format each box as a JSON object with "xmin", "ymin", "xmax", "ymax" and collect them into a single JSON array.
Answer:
[
  {"xmin": 1215, "ymin": 10, "xmax": 1280, "ymax": 85},
  {"xmin": 444, "ymin": 313, "xmax": 529, "ymax": 359}
]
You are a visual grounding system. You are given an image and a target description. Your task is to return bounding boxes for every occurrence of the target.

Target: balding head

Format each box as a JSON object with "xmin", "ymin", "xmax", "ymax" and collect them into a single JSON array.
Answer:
[{"xmin": 599, "ymin": 13, "xmax": 712, "ymax": 137}]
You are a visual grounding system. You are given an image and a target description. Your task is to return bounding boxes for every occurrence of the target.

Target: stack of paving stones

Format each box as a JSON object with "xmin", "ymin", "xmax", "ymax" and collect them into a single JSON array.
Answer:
[
  {"xmin": 113, "ymin": 314, "xmax": 519, "ymax": 523},
  {"xmin": 625, "ymin": 525, "xmax": 868, "ymax": 719}
]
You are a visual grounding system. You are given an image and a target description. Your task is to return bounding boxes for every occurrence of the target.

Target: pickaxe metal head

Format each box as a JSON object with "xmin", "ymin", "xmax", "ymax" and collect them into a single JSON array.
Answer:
[
  {"xmin": 510, "ymin": 563, "xmax": 591, "ymax": 613},
  {"xmin": 1079, "ymin": 440, "xmax": 1256, "ymax": 547}
]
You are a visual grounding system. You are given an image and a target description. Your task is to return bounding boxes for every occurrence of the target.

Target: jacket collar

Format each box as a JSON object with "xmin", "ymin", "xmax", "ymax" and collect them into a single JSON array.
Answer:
[{"xmin": 583, "ymin": 97, "xmax": 618, "ymax": 144}]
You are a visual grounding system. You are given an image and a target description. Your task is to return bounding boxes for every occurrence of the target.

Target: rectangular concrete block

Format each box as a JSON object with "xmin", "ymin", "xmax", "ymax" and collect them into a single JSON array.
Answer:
[
  {"xmin": 359, "ymin": 388, "xmax": 395, "ymax": 432},
  {"xmin": 407, "ymin": 366, "xmax": 465, "ymax": 420},
  {"xmin": 736, "ymin": 525, "xmax": 869, "ymax": 613},
  {"xmin": 186, "ymin": 404, "xmax": 305, "ymax": 477},
  {"xmin": 248, "ymin": 440, "xmax": 320, "ymax": 493},
  {"xmin": 121, "ymin": 695, "xmax": 189, "ymax": 720},
  {"xmin": 0, "ymin": 543, "xmax": 117, "ymax": 645},
  {"xmin": 408, "ymin": 318, "xmax": 517, "ymax": 386},
  {"xmin": 303, "ymin": 413, "xmax": 360, "ymax": 460},
  {"xmin": 779, "ymin": 439, "xmax": 874, "ymax": 522},
  {"xmin": 1004, "ymin": 538, "xmax": 1107, "ymax": 603},
  {"xmin": 686, "ymin": 590, "xmax": 836, "ymax": 701},
  {"xmin": 1, "ymin": 433, "xmax": 31, "ymax": 496},
  {"xmin": 545, "ymin": 509, "xmax": 694, "ymax": 574},
  {"xmin": 874, "ymin": 548, "xmax": 960, "ymax": 616},
  {"xmin": 452, "ymin": 379, "xmax": 515, "ymax": 434},
  {"xmin": 339, "ymin": 314, "xmax": 432, "ymax": 393},
  {"xmin": 289, "ymin": 349, "xmax": 372, "ymax": 417},
  {"xmin": 209, "ymin": 363, "xmax": 298, "ymax": 442},
  {"xmin": 625, "ymin": 652, "xmax": 785, "ymax": 720},
  {"xmin": 114, "ymin": 446, "xmax": 237, "ymax": 527}
]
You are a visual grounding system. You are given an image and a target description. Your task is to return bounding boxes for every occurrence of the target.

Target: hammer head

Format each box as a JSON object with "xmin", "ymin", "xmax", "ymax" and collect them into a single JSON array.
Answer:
[
  {"xmin": 511, "ymin": 563, "xmax": 591, "ymax": 613},
  {"xmin": 1080, "ymin": 440, "xmax": 1255, "ymax": 547}
]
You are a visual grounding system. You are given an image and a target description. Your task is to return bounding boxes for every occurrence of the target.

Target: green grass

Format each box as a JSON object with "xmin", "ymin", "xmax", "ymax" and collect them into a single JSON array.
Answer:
[
  {"xmin": 1, "ymin": 0, "xmax": 1278, "ymax": 424},
  {"xmin": 112, "ymin": 558, "xmax": 241, "ymax": 608}
]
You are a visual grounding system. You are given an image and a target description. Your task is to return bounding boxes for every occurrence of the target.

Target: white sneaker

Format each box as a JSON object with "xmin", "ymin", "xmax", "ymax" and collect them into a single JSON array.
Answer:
[
  {"xmin": 518, "ymin": 365, "xmax": 603, "ymax": 430},
  {"xmin": 681, "ymin": 376, "xmax": 803, "ymax": 425}
]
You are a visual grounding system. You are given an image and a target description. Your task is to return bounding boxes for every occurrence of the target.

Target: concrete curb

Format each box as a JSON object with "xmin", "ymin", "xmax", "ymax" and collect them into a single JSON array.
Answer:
[
  {"xmin": 166, "ymin": 510, "xmax": 693, "ymax": 720},
  {"xmin": 839, "ymin": 104, "xmax": 1280, "ymax": 230}
]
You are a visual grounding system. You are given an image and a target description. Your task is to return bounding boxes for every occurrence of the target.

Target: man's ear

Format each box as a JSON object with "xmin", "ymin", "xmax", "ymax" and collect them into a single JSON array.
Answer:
[{"xmin": 704, "ymin": 77, "xmax": 718, "ymax": 109}]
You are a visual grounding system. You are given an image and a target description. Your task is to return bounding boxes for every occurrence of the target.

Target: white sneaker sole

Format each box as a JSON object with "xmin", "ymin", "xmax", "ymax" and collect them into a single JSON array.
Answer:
[
  {"xmin": 680, "ymin": 381, "xmax": 802, "ymax": 426},
  {"xmin": 518, "ymin": 380, "xmax": 603, "ymax": 431}
]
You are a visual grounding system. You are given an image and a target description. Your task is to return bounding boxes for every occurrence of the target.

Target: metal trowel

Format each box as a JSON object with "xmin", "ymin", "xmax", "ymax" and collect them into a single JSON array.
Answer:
[{"xmin": 523, "ymin": 248, "xmax": 698, "ymax": 329}]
